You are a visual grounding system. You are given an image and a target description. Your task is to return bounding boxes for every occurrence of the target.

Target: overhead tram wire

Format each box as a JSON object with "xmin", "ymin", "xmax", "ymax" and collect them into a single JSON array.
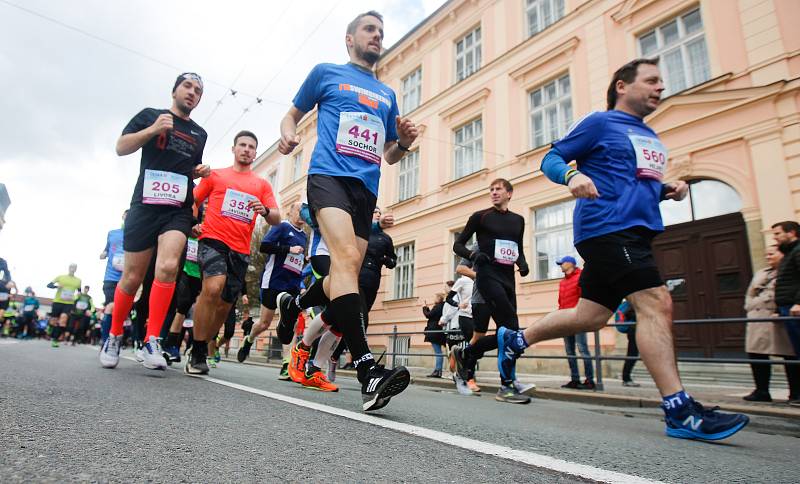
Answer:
[
  {"xmin": 206, "ymin": 0, "xmax": 345, "ymax": 155},
  {"xmin": 202, "ymin": 4, "xmax": 293, "ymax": 126}
]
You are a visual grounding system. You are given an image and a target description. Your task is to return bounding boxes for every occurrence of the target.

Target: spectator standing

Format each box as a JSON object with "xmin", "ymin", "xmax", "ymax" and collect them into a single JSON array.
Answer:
[
  {"xmin": 423, "ymin": 293, "xmax": 446, "ymax": 377},
  {"xmin": 773, "ymin": 221, "xmax": 800, "ymax": 362},
  {"xmin": 557, "ymin": 256, "xmax": 595, "ymax": 390},
  {"xmin": 744, "ymin": 244, "xmax": 799, "ymax": 403}
]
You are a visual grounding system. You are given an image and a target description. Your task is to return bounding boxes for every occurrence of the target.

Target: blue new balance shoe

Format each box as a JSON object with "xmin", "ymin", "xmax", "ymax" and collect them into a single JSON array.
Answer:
[{"xmin": 665, "ymin": 399, "xmax": 749, "ymax": 441}]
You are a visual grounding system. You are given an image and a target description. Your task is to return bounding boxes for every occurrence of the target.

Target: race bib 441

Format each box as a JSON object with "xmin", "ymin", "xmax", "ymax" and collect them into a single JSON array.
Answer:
[
  {"xmin": 336, "ymin": 112, "xmax": 385, "ymax": 165},
  {"xmin": 143, "ymin": 170, "xmax": 188, "ymax": 206}
]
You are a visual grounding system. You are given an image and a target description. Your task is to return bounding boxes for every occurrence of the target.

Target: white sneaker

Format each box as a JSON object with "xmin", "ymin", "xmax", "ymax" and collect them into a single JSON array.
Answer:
[
  {"xmin": 513, "ymin": 380, "xmax": 536, "ymax": 395},
  {"xmin": 135, "ymin": 346, "xmax": 145, "ymax": 362},
  {"xmin": 453, "ymin": 373, "xmax": 473, "ymax": 396},
  {"xmin": 140, "ymin": 336, "xmax": 167, "ymax": 370},
  {"xmin": 99, "ymin": 335, "xmax": 121, "ymax": 369}
]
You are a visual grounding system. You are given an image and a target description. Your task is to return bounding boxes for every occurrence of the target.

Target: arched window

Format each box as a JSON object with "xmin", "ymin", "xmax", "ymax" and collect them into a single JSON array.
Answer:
[{"xmin": 660, "ymin": 179, "xmax": 742, "ymax": 226}]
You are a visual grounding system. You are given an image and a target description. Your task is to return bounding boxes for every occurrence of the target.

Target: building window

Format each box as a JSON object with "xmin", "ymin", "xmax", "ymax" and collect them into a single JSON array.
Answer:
[
  {"xmin": 526, "ymin": 0, "xmax": 565, "ymax": 37},
  {"xmin": 267, "ymin": 170, "xmax": 278, "ymax": 190},
  {"xmin": 532, "ymin": 200, "xmax": 579, "ymax": 280},
  {"xmin": 660, "ymin": 179, "xmax": 742, "ymax": 226},
  {"xmin": 638, "ymin": 8, "xmax": 711, "ymax": 96},
  {"xmin": 393, "ymin": 243, "xmax": 415, "ymax": 299},
  {"xmin": 455, "ymin": 26, "xmax": 482, "ymax": 82},
  {"xmin": 401, "ymin": 67, "xmax": 422, "ymax": 114},
  {"xmin": 529, "ymin": 74, "xmax": 572, "ymax": 149},
  {"xmin": 453, "ymin": 118, "xmax": 483, "ymax": 179},
  {"xmin": 291, "ymin": 151, "xmax": 303, "ymax": 182},
  {"xmin": 398, "ymin": 150, "xmax": 419, "ymax": 202}
]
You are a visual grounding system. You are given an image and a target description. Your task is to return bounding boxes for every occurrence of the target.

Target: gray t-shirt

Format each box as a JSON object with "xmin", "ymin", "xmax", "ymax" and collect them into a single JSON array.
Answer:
[{"xmin": 458, "ymin": 256, "xmax": 484, "ymax": 305}]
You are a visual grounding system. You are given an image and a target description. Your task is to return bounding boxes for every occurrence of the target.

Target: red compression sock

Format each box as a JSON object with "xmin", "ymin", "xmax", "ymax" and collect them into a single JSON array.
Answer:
[
  {"xmin": 110, "ymin": 286, "xmax": 135, "ymax": 337},
  {"xmin": 144, "ymin": 278, "xmax": 176, "ymax": 341}
]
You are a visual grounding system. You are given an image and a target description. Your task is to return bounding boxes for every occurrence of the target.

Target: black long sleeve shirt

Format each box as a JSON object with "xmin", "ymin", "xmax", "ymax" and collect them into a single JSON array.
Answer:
[{"xmin": 453, "ymin": 207, "xmax": 527, "ymax": 279}]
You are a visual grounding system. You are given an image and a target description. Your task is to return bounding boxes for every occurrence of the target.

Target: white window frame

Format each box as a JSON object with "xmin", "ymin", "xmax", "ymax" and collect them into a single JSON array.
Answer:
[
  {"xmin": 267, "ymin": 170, "xmax": 278, "ymax": 190},
  {"xmin": 401, "ymin": 67, "xmax": 422, "ymax": 114},
  {"xmin": 531, "ymin": 200, "xmax": 580, "ymax": 281},
  {"xmin": 637, "ymin": 8, "xmax": 711, "ymax": 97},
  {"xmin": 453, "ymin": 118, "xmax": 483, "ymax": 180},
  {"xmin": 529, "ymin": 74, "xmax": 572, "ymax": 149},
  {"xmin": 291, "ymin": 151, "xmax": 303, "ymax": 182},
  {"xmin": 397, "ymin": 149, "xmax": 419, "ymax": 202},
  {"xmin": 526, "ymin": 0, "xmax": 565, "ymax": 37},
  {"xmin": 455, "ymin": 26, "xmax": 482, "ymax": 82},
  {"xmin": 393, "ymin": 243, "xmax": 415, "ymax": 299}
]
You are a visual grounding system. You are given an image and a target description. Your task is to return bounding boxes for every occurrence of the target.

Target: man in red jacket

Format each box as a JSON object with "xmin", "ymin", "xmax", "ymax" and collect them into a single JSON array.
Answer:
[{"xmin": 557, "ymin": 256, "xmax": 595, "ymax": 389}]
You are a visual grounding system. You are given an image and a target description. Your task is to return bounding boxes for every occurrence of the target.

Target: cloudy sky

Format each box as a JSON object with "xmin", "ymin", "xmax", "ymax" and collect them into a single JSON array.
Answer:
[{"xmin": 0, "ymin": 0, "xmax": 446, "ymax": 303}]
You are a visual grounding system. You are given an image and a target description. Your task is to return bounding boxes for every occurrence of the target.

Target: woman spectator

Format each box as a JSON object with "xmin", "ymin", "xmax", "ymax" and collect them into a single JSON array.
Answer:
[
  {"xmin": 423, "ymin": 293, "xmax": 447, "ymax": 378},
  {"xmin": 744, "ymin": 245, "xmax": 799, "ymax": 402}
]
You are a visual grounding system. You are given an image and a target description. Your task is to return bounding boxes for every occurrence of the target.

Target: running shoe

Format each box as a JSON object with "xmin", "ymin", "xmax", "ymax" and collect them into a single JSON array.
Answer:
[
  {"xmin": 664, "ymin": 400, "xmax": 749, "ymax": 441},
  {"xmin": 214, "ymin": 349, "xmax": 221, "ymax": 364},
  {"xmin": 184, "ymin": 345, "xmax": 209, "ymax": 375},
  {"xmin": 163, "ymin": 345, "xmax": 181, "ymax": 364},
  {"xmin": 139, "ymin": 336, "xmax": 167, "ymax": 370},
  {"xmin": 466, "ymin": 379, "xmax": 481, "ymax": 393},
  {"xmin": 303, "ymin": 365, "xmax": 339, "ymax": 392},
  {"xmin": 452, "ymin": 374, "xmax": 473, "ymax": 396},
  {"xmin": 561, "ymin": 380, "xmax": 580, "ymax": 389},
  {"xmin": 276, "ymin": 292, "xmax": 300, "ymax": 345},
  {"xmin": 278, "ymin": 358, "xmax": 291, "ymax": 380},
  {"xmin": 451, "ymin": 346, "xmax": 470, "ymax": 382},
  {"xmin": 578, "ymin": 379, "xmax": 596, "ymax": 390},
  {"xmin": 207, "ymin": 357, "xmax": 217, "ymax": 369},
  {"xmin": 513, "ymin": 380, "xmax": 537, "ymax": 395},
  {"xmin": 99, "ymin": 334, "xmax": 121, "ymax": 369},
  {"xmin": 495, "ymin": 385, "xmax": 531, "ymax": 404},
  {"xmin": 362, "ymin": 364, "xmax": 410, "ymax": 412},
  {"xmin": 51, "ymin": 340, "xmax": 59, "ymax": 348},
  {"xmin": 135, "ymin": 346, "xmax": 145, "ymax": 362},
  {"xmin": 622, "ymin": 380, "xmax": 641, "ymax": 388},
  {"xmin": 288, "ymin": 342, "xmax": 310, "ymax": 384},
  {"xmin": 237, "ymin": 335, "xmax": 253, "ymax": 363}
]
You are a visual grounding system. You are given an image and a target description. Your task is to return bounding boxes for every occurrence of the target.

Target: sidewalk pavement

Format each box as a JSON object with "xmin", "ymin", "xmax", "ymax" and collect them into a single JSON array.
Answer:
[{"xmin": 223, "ymin": 355, "xmax": 800, "ymax": 420}]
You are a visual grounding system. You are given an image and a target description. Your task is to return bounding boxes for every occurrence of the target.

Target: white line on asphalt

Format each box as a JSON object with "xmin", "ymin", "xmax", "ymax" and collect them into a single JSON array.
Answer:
[{"xmin": 197, "ymin": 374, "xmax": 663, "ymax": 484}]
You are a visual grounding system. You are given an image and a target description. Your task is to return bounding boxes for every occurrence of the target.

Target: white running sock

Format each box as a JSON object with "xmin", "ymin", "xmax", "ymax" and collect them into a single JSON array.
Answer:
[
  {"xmin": 301, "ymin": 311, "xmax": 326, "ymax": 347},
  {"xmin": 313, "ymin": 329, "xmax": 342, "ymax": 369}
]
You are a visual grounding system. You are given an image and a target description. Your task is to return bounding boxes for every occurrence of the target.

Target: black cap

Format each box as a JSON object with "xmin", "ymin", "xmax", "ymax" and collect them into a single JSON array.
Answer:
[{"xmin": 173, "ymin": 72, "xmax": 203, "ymax": 93}]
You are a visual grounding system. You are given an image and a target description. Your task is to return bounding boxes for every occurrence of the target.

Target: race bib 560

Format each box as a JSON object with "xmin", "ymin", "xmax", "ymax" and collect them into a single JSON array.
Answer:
[{"xmin": 629, "ymin": 135, "xmax": 668, "ymax": 181}]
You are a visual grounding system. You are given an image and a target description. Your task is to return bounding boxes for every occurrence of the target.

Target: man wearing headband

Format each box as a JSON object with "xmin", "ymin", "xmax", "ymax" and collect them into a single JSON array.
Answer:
[{"xmin": 100, "ymin": 72, "xmax": 210, "ymax": 372}]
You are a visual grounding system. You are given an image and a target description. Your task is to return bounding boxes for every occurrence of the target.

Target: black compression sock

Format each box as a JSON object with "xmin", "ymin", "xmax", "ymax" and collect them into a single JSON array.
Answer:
[
  {"xmin": 298, "ymin": 277, "xmax": 330, "ymax": 309},
  {"xmin": 166, "ymin": 332, "xmax": 180, "ymax": 348},
  {"xmin": 466, "ymin": 334, "xmax": 498, "ymax": 359},
  {"xmin": 323, "ymin": 293, "xmax": 374, "ymax": 383}
]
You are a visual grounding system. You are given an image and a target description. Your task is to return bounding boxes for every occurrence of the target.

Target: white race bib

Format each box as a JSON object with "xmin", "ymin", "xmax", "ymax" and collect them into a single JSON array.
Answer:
[
  {"xmin": 111, "ymin": 253, "xmax": 125, "ymax": 272},
  {"xmin": 142, "ymin": 169, "xmax": 188, "ymax": 206},
  {"xmin": 23, "ymin": 304, "xmax": 35, "ymax": 312},
  {"xmin": 221, "ymin": 188, "xmax": 256, "ymax": 223},
  {"xmin": 60, "ymin": 289, "xmax": 76, "ymax": 302},
  {"xmin": 183, "ymin": 319, "xmax": 194, "ymax": 328},
  {"xmin": 0, "ymin": 292, "xmax": 8, "ymax": 302},
  {"xmin": 76, "ymin": 300, "xmax": 89, "ymax": 310},
  {"xmin": 494, "ymin": 240, "xmax": 519, "ymax": 265},
  {"xmin": 335, "ymin": 112, "xmax": 385, "ymax": 165},
  {"xmin": 186, "ymin": 238, "xmax": 199, "ymax": 262},
  {"xmin": 283, "ymin": 252, "xmax": 304, "ymax": 274},
  {"xmin": 629, "ymin": 134, "xmax": 668, "ymax": 181}
]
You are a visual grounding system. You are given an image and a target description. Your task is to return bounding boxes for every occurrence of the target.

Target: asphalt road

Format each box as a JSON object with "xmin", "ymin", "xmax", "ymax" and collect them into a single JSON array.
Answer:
[{"xmin": 1, "ymin": 339, "xmax": 797, "ymax": 483}]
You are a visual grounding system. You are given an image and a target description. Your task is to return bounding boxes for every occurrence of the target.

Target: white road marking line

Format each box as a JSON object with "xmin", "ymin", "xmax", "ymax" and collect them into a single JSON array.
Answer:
[{"xmin": 115, "ymin": 352, "xmax": 659, "ymax": 483}]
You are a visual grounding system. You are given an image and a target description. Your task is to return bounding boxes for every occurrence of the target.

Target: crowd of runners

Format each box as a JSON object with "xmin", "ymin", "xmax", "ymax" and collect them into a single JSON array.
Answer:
[{"xmin": 2, "ymin": 10, "xmax": 754, "ymax": 442}]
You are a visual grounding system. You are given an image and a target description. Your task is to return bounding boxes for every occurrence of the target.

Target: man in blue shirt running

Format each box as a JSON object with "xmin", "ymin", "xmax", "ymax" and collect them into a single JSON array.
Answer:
[
  {"xmin": 497, "ymin": 59, "xmax": 749, "ymax": 441},
  {"xmin": 99, "ymin": 209, "xmax": 127, "ymax": 343},
  {"xmin": 275, "ymin": 10, "xmax": 418, "ymax": 412}
]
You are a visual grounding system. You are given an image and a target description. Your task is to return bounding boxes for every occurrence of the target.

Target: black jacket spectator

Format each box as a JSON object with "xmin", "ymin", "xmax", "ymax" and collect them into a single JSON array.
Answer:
[
  {"xmin": 775, "ymin": 239, "xmax": 800, "ymax": 307},
  {"xmin": 423, "ymin": 302, "xmax": 446, "ymax": 345}
]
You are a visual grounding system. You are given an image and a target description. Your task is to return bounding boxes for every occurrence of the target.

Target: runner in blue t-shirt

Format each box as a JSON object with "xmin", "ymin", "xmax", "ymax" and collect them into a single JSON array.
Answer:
[
  {"xmin": 99, "ymin": 210, "xmax": 127, "ymax": 342},
  {"xmin": 497, "ymin": 59, "xmax": 748, "ymax": 442},
  {"xmin": 236, "ymin": 202, "xmax": 307, "ymax": 366},
  {"xmin": 275, "ymin": 10, "xmax": 418, "ymax": 412}
]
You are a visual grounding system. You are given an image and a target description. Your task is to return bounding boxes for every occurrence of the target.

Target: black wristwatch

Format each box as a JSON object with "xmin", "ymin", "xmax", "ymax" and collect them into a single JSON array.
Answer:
[
  {"xmin": 396, "ymin": 141, "xmax": 410, "ymax": 152},
  {"xmin": 262, "ymin": 207, "xmax": 271, "ymax": 218}
]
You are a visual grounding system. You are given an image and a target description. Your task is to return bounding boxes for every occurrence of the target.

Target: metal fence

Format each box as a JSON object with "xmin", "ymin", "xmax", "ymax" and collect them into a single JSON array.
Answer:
[{"xmin": 245, "ymin": 316, "xmax": 798, "ymax": 392}]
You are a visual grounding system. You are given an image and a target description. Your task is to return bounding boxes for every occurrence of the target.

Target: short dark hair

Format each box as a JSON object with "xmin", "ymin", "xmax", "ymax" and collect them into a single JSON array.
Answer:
[
  {"xmin": 772, "ymin": 221, "xmax": 800, "ymax": 235},
  {"xmin": 446, "ymin": 280, "xmax": 455, "ymax": 287},
  {"xmin": 606, "ymin": 58, "xmax": 659, "ymax": 110},
  {"xmin": 490, "ymin": 178, "xmax": 513, "ymax": 192},
  {"xmin": 234, "ymin": 130, "xmax": 258, "ymax": 147},
  {"xmin": 346, "ymin": 10, "xmax": 383, "ymax": 36}
]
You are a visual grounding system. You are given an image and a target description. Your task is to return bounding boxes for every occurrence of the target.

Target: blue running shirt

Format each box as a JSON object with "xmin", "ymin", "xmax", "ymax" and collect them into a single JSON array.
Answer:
[
  {"xmin": 260, "ymin": 221, "xmax": 308, "ymax": 292},
  {"xmin": 552, "ymin": 110, "xmax": 666, "ymax": 244},
  {"xmin": 103, "ymin": 228, "xmax": 125, "ymax": 282},
  {"xmin": 292, "ymin": 63, "xmax": 400, "ymax": 196}
]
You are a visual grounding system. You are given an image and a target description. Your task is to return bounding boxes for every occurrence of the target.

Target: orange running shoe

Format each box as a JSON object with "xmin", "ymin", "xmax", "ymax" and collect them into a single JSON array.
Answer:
[
  {"xmin": 288, "ymin": 342, "xmax": 310, "ymax": 384},
  {"xmin": 302, "ymin": 367, "xmax": 339, "ymax": 392},
  {"xmin": 467, "ymin": 379, "xmax": 481, "ymax": 393}
]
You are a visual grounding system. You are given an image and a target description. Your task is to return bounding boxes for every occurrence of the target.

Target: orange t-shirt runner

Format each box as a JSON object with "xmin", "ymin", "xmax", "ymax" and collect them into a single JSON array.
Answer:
[{"xmin": 194, "ymin": 167, "xmax": 276, "ymax": 254}]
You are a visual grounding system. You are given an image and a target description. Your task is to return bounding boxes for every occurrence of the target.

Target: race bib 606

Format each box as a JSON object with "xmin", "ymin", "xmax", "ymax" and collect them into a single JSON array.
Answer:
[
  {"xmin": 143, "ymin": 170, "xmax": 188, "ymax": 206},
  {"xmin": 494, "ymin": 240, "xmax": 519, "ymax": 265},
  {"xmin": 336, "ymin": 112, "xmax": 385, "ymax": 165}
]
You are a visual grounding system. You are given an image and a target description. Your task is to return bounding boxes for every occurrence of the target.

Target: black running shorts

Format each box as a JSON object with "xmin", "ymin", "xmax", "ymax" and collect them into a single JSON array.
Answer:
[
  {"xmin": 471, "ymin": 302, "xmax": 492, "ymax": 334},
  {"xmin": 260, "ymin": 287, "xmax": 298, "ymax": 310},
  {"xmin": 50, "ymin": 302, "xmax": 73, "ymax": 318},
  {"xmin": 175, "ymin": 271, "xmax": 202, "ymax": 315},
  {"xmin": 198, "ymin": 239, "xmax": 249, "ymax": 304},
  {"xmin": 124, "ymin": 204, "xmax": 193, "ymax": 252},
  {"xmin": 306, "ymin": 174, "xmax": 376, "ymax": 241},
  {"xmin": 102, "ymin": 280, "xmax": 118, "ymax": 306},
  {"xmin": 575, "ymin": 226, "xmax": 664, "ymax": 311}
]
